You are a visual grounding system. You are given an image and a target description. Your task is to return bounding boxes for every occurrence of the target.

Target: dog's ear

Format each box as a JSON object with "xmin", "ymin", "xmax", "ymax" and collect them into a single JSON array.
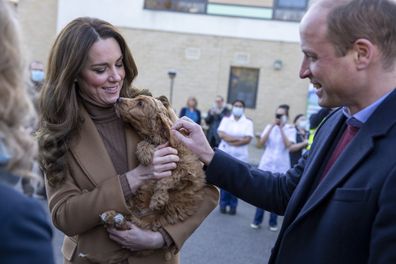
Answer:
[
  {"xmin": 157, "ymin": 96, "xmax": 170, "ymax": 107},
  {"xmin": 156, "ymin": 112, "xmax": 172, "ymax": 142},
  {"xmin": 156, "ymin": 95, "xmax": 178, "ymax": 123}
]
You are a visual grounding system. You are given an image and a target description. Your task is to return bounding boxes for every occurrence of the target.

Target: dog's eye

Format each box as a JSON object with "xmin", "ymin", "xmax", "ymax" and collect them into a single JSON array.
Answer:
[{"xmin": 137, "ymin": 100, "xmax": 144, "ymax": 107}]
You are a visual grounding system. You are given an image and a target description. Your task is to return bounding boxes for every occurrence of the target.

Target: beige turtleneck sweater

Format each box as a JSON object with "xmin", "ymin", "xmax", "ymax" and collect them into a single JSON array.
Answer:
[{"xmin": 80, "ymin": 95, "xmax": 133, "ymax": 199}]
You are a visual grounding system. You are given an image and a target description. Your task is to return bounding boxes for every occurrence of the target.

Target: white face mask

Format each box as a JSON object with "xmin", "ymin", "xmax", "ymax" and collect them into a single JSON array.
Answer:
[
  {"xmin": 232, "ymin": 106, "xmax": 244, "ymax": 117},
  {"xmin": 281, "ymin": 115, "xmax": 288, "ymax": 124},
  {"xmin": 297, "ymin": 120, "xmax": 307, "ymax": 129}
]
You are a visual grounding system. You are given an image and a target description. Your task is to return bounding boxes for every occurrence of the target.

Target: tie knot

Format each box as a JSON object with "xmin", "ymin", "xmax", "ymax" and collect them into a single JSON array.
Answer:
[{"xmin": 346, "ymin": 117, "xmax": 363, "ymax": 129}]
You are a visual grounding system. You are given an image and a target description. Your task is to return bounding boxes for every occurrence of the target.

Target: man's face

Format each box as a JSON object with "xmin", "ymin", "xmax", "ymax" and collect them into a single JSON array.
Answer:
[
  {"xmin": 298, "ymin": 8, "xmax": 359, "ymax": 109},
  {"xmin": 215, "ymin": 97, "xmax": 224, "ymax": 108}
]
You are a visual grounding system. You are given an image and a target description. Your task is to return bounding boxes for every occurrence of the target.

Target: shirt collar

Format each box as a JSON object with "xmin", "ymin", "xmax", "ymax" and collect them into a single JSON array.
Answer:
[
  {"xmin": 343, "ymin": 90, "xmax": 393, "ymax": 127},
  {"xmin": 231, "ymin": 114, "xmax": 246, "ymax": 121}
]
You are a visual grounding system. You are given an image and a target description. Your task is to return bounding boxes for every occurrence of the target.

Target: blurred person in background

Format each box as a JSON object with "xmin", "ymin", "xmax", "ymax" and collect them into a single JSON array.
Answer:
[
  {"xmin": 179, "ymin": 96, "xmax": 201, "ymax": 124},
  {"xmin": 38, "ymin": 17, "xmax": 217, "ymax": 264},
  {"xmin": 307, "ymin": 107, "xmax": 332, "ymax": 150},
  {"xmin": 30, "ymin": 60, "xmax": 45, "ymax": 86},
  {"xmin": 217, "ymin": 99, "xmax": 253, "ymax": 215},
  {"xmin": 21, "ymin": 60, "xmax": 46, "ymax": 198},
  {"xmin": 289, "ymin": 114, "xmax": 309, "ymax": 167},
  {"xmin": 205, "ymin": 95, "xmax": 230, "ymax": 148},
  {"xmin": 0, "ymin": 0, "xmax": 54, "ymax": 263},
  {"xmin": 250, "ymin": 104, "xmax": 295, "ymax": 231},
  {"xmin": 28, "ymin": 60, "xmax": 45, "ymax": 109}
]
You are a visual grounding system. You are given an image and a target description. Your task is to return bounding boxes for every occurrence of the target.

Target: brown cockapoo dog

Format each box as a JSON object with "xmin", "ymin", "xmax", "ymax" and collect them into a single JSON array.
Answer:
[{"xmin": 112, "ymin": 94, "xmax": 206, "ymax": 232}]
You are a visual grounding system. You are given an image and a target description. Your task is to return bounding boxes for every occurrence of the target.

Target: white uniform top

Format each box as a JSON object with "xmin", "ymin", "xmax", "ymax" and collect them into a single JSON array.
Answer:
[
  {"xmin": 258, "ymin": 124, "xmax": 296, "ymax": 173},
  {"xmin": 217, "ymin": 115, "xmax": 254, "ymax": 163}
]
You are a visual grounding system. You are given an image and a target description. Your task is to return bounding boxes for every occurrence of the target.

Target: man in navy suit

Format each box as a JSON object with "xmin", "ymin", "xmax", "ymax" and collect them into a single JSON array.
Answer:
[
  {"xmin": 0, "ymin": 170, "xmax": 55, "ymax": 264},
  {"xmin": 172, "ymin": 0, "xmax": 396, "ymax": 263}
]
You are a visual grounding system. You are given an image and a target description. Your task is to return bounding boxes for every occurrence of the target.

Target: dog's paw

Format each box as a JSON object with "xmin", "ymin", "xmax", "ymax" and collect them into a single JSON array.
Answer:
[
  {"xmin": 136, "ymin": 141, "xmax": 155, "ymax": 166},
  {"xmin": 100, "ymin": 210, "xmax": 129, "ymax": 230}
]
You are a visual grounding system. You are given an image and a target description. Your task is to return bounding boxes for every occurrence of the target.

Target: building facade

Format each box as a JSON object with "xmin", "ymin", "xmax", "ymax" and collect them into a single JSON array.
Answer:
[{"xmin": 14, "ymin": 0, "xmax": 312, "ymax": 131}]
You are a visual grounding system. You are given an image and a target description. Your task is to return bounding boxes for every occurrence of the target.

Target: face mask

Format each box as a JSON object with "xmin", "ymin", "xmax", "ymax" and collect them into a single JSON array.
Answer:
[
  {"xmin": 232, "ymin": 106, "xmax": 244, "ymax": 117},
  {"xmin": 297, "ymin": 120, "xmax": 307, "ymax": 129},
  {"xmin": 31, "ymin": 70, "xmax": 44, "ymax": 82},
  {"xmin": 281, "ymin": 115, "xmax": 288, "ymax": 124}
]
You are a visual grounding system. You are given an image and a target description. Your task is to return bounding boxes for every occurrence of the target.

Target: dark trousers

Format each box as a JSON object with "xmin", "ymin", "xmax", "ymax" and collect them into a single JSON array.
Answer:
[
  {"xmin": 220, "ymin": 189, "xmax": 238, "ymax": 209},
  {"xmin": 253, "ymin": 208, "xmax": 278, "ymax": 227}
]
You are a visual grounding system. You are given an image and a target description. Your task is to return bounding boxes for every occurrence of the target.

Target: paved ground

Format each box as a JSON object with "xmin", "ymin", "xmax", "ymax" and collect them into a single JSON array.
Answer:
[
  {"xmin": 180, "ymin": 200, "xmax": 282, "ymax": 264},
  {"xmin": 41, "ymin": 141, "xmax": 279, "ymax": 263},
  {"xmin": 42, "ymin": 200, "xmax": 281, "ymax": 264}
]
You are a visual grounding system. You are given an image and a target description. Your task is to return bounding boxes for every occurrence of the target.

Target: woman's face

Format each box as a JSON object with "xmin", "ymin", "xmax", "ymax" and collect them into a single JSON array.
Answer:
[
  {"xmin": 78, "ymin": 37, "xmax": 125, "ymax": 106},
  {"xmin": 187, "ymin": 98, "xmax": 196, "ymax": 108}
]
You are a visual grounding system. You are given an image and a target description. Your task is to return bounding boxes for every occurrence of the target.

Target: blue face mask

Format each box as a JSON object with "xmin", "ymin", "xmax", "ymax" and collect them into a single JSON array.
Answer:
[{"xmin": 31, "ymin": 70, "xmax": 45, "ymax": 82}]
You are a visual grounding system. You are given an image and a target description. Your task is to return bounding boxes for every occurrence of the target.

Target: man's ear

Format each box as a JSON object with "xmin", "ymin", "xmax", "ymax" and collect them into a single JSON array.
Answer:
[{"xmin": 352, "ymin": 38, "xmax": 376, "ymax": 70}]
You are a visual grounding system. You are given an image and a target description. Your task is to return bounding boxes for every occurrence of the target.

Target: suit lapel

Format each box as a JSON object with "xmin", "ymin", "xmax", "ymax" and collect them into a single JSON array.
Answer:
[
  {"xmin": 70, "ymin": 107, "xmax": 116, "ymax": 185},
  {"xmin": 281, "ymin": 111, "xmax": 345, "ymax": 227}
]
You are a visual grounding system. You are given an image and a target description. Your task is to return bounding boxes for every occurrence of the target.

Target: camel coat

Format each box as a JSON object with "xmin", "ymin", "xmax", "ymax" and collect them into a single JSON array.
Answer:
[{"xmin": 46, "ymin": 107, "xmax": 219, "ymax": 264}]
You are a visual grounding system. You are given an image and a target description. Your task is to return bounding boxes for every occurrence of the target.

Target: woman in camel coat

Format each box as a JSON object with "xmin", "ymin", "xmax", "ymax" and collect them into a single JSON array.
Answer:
[{"xmin": 38, "ymin": 17, "xmax": 218, "ymax": 264}]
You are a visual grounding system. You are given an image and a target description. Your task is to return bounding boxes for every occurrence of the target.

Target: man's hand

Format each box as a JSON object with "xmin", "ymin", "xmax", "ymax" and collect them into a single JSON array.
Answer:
[{"xmin": 171, "ymin": 117, "xmax": 214, "ymax": 165}]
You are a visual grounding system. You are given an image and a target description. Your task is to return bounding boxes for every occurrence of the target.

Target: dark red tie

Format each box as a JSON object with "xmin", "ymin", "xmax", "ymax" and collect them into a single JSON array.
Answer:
[{"xmin": 319, "ymin": 122, "xmax": 360, "ymax": 182}]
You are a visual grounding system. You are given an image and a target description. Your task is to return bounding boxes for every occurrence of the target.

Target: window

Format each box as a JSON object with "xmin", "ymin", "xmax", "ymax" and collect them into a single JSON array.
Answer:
[
  {"xmin": 273, "ymin": 0, "xmax": 308, "ymax": 21},
  {"xmin": 276, "ymin": 0, "xmax": 307, "ymax": 9},
  {"xmin": 144, "ymin": 0, "xmax": 207, "ymax": 14},
  {"xmin": 227, "ymin": 67, "xmax": 259, "ymax": 109},
  {"xmin": 144, "ymin": 0, "xmax": 308, "ymax": 22}
]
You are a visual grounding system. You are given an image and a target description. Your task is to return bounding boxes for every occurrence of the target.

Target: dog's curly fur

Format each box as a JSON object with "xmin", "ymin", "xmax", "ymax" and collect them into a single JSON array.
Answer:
[{"xmin": 114, "ymin": 94, "xmax": 206, "ymax": 232}]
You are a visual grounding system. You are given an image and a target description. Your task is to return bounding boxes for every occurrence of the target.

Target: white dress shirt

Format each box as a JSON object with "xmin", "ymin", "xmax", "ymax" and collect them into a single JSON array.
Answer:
[
  {"xmin": 258, "ymin": 124, "xmax": 296, "ymax": 173},
  {"xmin": 217, "ymin": 115, "xmax": 254, "ymax": 163}
]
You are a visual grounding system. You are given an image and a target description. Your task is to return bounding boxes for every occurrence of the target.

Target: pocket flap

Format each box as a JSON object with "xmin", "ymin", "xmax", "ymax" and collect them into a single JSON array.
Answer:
[{"xmin": 333, "ymin": 188, "xmax": 370, "ymax": 202}]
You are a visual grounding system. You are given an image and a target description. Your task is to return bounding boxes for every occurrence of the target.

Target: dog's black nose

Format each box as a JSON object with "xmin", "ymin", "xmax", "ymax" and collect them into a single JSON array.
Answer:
[{"xmin": 116, "ymin": 97, "xmax": 121, "ymax": 104}]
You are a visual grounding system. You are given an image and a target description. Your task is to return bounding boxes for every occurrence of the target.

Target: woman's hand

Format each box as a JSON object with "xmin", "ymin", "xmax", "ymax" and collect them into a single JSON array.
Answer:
[
  {"xmin": 125, "ymin": 143, "xmax": 179, "ymax": 193},
  {"xmin": 108, "ymin": 222, "xmax": 164, "ymax": 251}
]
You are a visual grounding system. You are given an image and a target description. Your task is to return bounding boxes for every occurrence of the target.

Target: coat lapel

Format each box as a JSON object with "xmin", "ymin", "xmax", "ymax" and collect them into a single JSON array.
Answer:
[{"xmin": 70, "ymin": 107, "xmax": 116, "ymax": 185}]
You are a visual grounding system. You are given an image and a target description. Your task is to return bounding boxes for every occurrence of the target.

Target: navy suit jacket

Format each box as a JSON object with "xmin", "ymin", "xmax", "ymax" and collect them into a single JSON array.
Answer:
[
  {"xmin": 206, "ymin": 89, "xmax": 396, "ymax": 263},
  {"xmin": 0, "ymin": 173, "xmax": 54, "ymax": 264}
]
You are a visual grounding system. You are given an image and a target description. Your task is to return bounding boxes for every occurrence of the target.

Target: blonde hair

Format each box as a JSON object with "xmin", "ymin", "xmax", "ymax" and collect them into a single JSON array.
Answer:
[{"xmin": 0, "ymin": 0, "xmax": 37, "ymax": 177}]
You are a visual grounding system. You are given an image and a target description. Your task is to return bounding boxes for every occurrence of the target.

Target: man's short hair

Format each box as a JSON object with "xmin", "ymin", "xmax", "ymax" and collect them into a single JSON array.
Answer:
[{"xmin": 326, "ymin": 0, "xmax": 396, "ymax": 69}]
